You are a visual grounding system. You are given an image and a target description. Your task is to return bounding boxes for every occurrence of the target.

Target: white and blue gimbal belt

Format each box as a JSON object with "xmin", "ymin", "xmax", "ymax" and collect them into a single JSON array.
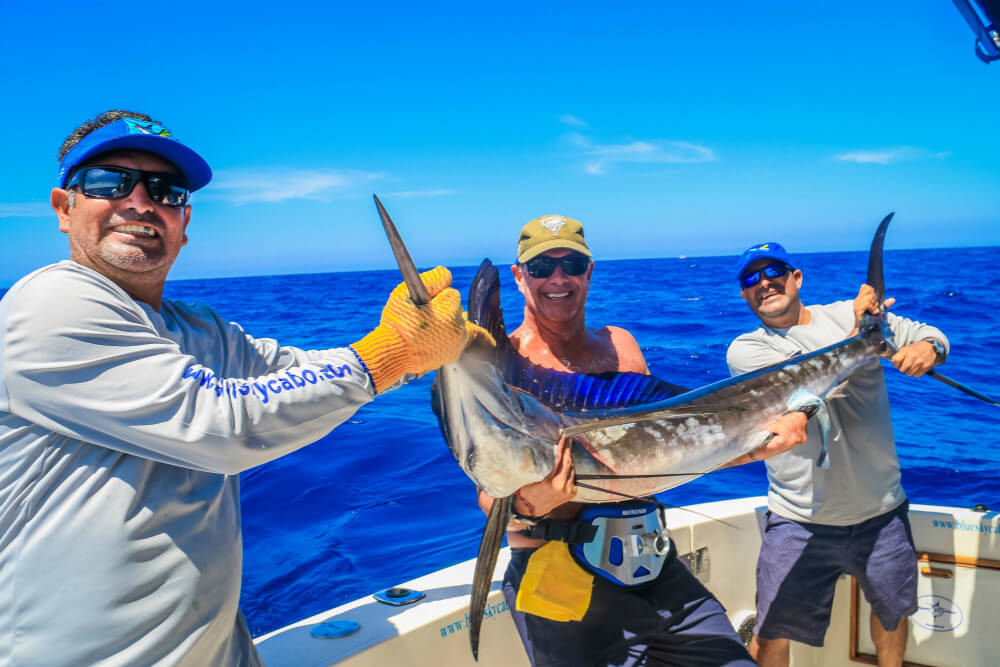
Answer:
[{"xmin": 517, "ymin": 498, "xmax": 671, "ymax": 587}]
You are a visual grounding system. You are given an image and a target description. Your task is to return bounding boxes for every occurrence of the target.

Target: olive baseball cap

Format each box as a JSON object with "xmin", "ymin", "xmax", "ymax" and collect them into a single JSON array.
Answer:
[{"xmin": 516, "ymin": 215, "xmax": 593, "ymax": 263}]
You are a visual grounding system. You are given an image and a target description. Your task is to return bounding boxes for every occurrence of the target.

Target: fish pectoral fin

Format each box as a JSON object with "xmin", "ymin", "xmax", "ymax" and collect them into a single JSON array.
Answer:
[
  {"xmin": 785, "ymin": 388, "xmax": 831, "ymax": 469},
  {"xmin": 825, "ymin": 379, "xmax": 851, "ymax": 401},
  {"xmin": 560, "ymin": 405, "xmax": 745, "ymax": 438}
]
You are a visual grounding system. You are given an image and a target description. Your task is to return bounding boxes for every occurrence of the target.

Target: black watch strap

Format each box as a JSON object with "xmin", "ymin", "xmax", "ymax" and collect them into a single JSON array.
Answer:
[{"xmin": 924, "ymin": 338, "xmax": 946, "ymax": 365}]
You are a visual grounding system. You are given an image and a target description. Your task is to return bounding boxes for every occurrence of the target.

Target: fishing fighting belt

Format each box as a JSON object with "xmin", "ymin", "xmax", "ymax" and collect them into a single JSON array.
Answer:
[
  {"xmin": 570, "ymin": 500, "xmax": 671, "ymax": 587},
  {"xmin": 516, "ymin": 499, "xmax": 671, "ymax": 621}
]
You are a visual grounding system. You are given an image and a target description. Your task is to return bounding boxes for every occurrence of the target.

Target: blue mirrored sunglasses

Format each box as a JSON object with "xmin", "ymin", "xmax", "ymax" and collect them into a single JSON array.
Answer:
[
  {"xmin": 739, "ymin": 263, "xmax": 792, "ymax": 288},
  {"xmin": 66, "ymin": 166, "xmax": 190, "ymax": 208}
]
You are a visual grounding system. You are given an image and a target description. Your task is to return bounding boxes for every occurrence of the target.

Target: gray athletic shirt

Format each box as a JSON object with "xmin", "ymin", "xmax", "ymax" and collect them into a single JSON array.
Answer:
[
  {"xmin": 726, "ymin": 300, "xmax": 948, "ymax": 526},
  {"xmin": 0, "ymin": 261, "xmax": 381, "ymax": 665}
]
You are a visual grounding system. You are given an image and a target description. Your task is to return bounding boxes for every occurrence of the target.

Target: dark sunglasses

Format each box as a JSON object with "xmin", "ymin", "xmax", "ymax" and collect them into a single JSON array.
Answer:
[
  {"xmin": 739, "ymin": 263, "xmax": 792, "ymax": 288},
  {"xmin": 66, "ymin": 166, "xmax": 190, "ymax": 208},
  {"xmin": 523, "ymin": 253, "xmax": 591, "ymax": 279}
]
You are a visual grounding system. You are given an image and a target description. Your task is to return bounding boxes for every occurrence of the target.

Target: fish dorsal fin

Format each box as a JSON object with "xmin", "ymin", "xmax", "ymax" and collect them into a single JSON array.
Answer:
[
  {"xmin": 505, "ymin": 361, "xmax": 688, "ymax": 411},
  {"xmin": 466, "ymin": 259, "xmax": 689, "ymax": 411}
]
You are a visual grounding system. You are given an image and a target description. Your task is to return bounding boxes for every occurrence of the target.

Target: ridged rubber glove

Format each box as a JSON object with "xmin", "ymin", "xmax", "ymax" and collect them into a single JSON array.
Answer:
[{"xmin": 352, "ymin": 266, "xmax": 482, "ymax": 394}]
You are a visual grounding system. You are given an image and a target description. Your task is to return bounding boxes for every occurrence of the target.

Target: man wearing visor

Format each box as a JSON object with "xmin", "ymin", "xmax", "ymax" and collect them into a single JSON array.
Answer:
[
  {"xmin": 477, "ymin": 216, "xmax": 804, "ymax": 666},
  {"xmin": 0, "ymin": 110, "xmax": 479, "ymax": 665},
  {"xmin": 726, "ymin": 241, "xmax": 950, "ymax": 667}
]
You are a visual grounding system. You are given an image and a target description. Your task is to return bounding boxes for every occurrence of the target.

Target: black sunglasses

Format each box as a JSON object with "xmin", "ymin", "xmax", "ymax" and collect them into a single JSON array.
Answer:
[
  {"xmin": 740, "ymin": 263, "xmax": 792, "ymax": 288},
  {"xmin": 66, "ymin": 166, "xmax": 190, "ymax": 208},
  {"xmin": 523, "ymin": 253, "xmax": 591, "ymax": 279}
]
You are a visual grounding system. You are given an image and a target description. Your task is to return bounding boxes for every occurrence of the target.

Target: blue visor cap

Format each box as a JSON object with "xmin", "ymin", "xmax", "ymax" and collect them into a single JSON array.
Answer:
[
  {"xmin": 58, "ymin": 118, "xmax": 212, "ymax": 192},
  {"xmin": 735, "ymin": 242, "xmax": 794, "ymax": 281}
]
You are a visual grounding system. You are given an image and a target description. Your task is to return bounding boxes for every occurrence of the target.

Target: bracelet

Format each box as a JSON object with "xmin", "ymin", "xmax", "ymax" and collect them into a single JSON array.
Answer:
[
  {"xmin": 747, "ymin": 449, "xmax": 757, "ymax": 462},
  {"xmin": 510, "ymin": 510, "xmax": 540, "ymax": 527}
]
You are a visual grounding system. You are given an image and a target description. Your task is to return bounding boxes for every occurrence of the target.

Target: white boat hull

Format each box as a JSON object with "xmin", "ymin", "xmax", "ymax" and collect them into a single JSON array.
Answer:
[{"xmin": 256, "ymin": 497, "xmax": 1000, "ymax": 666}]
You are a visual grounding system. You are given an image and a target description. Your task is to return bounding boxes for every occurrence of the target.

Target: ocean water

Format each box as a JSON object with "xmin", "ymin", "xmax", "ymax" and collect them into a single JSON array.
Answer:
[{"xmin": 6, "ymin": 248, "xmax": 997, "ymax": 637}]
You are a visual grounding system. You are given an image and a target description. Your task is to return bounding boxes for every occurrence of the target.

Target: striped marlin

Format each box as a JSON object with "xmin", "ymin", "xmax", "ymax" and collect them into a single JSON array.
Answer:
[{"xmin": 371, "ymin": 199, "xmax": 998, "ymax": 659}]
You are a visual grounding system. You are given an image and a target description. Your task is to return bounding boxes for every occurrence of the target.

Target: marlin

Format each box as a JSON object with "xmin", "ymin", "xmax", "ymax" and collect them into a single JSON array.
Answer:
[{"xmin": 371, "ymin": 197, "xmax": 998, "ymax": 660}]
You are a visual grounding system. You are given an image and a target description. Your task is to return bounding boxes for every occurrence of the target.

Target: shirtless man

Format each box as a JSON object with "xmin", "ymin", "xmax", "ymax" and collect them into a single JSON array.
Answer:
[{"xmin": 478, "ymin": 215, "xmax": 804, "ymax": 666}]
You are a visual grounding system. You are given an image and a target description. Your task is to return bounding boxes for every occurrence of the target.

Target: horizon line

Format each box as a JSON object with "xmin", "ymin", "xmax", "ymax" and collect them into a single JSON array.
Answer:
[{"xmin": 2, "ymin": 243, "xmax": 997, "ymax": 290}]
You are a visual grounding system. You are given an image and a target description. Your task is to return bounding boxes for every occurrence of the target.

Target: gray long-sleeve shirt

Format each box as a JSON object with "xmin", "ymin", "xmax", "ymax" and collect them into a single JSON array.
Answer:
[
  {"xmin": 726, "ymin": 300, "xmax": 948, "ymax": 525},
  {"xmin": 0, "ymin": 261, "xmax": 379, "ymax": 665}
]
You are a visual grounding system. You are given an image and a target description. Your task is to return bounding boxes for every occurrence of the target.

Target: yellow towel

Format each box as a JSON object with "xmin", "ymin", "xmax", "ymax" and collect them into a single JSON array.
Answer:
[{"xmin": 516, "ymin": 541, "xmax": 594, "ymax": 622}]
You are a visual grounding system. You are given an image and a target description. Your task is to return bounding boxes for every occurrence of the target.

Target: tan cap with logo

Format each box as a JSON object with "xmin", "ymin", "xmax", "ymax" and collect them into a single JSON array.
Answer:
[{"xmin": 516, "ymin": 215, "xmax": 592, "ymax": 263}]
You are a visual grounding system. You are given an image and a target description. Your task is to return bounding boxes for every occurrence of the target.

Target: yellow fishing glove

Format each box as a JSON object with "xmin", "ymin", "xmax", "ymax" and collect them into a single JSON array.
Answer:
[{"xmin": 352, "ymin": 266, "xmax": 487, "ymax": 394}]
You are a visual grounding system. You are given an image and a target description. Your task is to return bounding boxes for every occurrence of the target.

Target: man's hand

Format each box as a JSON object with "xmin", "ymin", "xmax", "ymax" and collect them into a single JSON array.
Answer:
[
  {"xmin": 891, "ymin": 341, "xmax": 938, "ymax": 377},
  {"xmin": 753, "ymin": 412, "xmax": 809, "ymax": 460},
  {"xmin": 851, "ymin": 284, "xmax": 896, "ymax": 333},
  {"xmin": 513, "ymin": 436, "xmax": 576, "ymax": 518},
  {"xmin": 463, "ymin": 313, "xmax": 496, "ymax": 349},
  {"xmin": 351, "ymin": 266, "xmax": 468, "ymax": 393}
]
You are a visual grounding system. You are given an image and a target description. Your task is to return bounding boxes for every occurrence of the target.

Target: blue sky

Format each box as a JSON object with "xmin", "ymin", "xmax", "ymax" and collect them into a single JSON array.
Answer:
[{"xmin": 1, "ymin": 1, "xmax": 997, "ymax": 285}]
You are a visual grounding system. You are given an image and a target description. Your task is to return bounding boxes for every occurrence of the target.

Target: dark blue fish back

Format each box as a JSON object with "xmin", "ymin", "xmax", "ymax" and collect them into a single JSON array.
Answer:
[{"xmin": 468, "ymin": 259, "xmax": 687, "ymax": 412}]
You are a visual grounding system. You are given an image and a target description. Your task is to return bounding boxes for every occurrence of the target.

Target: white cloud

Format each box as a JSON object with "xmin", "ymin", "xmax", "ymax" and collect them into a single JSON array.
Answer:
[
  {"xmin": 208, "ymin": 168, "xmax": 383, "ymax": 203},
  {"xmin": 834, "ymin": 147, "xmax": 949, "ymax": 164},
  {"xmin": 571, "ymin": 133, "xmax": 716, "ymax": 175},
  {"xmin": 559, "ymin": 114, "xmax": 589, "ymax": 128},
  {"xmin": 386, "ymin": 189, "xmax": 457, "ymax": 198},
  {"xmin": 0, "ymin": 203, "xmax": 52, "ymax": 218}
]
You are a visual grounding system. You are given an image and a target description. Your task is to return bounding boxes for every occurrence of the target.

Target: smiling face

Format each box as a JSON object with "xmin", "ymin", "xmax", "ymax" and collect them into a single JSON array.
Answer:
[
  {"xmin": 512, "ymin": 248, "xmax": 594, "ymax": 328},
  {"xmin": 739, "ymin": 259, "xmax": 805, "ymax": 328},
  {"xmin": 51, "ymin": 150, "xmax": 191, "ymax": 306}
]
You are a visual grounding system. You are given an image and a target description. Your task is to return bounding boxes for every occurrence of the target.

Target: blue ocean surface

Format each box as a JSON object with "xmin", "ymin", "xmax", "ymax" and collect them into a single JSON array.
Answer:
[{"xmin": 14, "ymin": 247, "xmax": 996, "ymax": 638}]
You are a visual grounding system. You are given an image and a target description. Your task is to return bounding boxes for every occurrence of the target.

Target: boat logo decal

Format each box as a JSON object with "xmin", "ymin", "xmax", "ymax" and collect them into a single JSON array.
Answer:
[
  {"xmin": 438, "ymin": 599, "xmax": 510, "ymax": 638},
  {"xmin": 912, "ymin": 594, "xmax": 963, "ymax": 632},
  {"xmin": 931, "ymin": 517, "xmax": 999, "ymax": 535}
]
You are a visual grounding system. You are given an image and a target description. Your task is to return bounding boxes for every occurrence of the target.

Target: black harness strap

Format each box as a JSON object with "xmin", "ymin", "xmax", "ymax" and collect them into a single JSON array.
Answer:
[{"xmin": 518, "ymin": 518, "xmax": 599, "ymax": 544}]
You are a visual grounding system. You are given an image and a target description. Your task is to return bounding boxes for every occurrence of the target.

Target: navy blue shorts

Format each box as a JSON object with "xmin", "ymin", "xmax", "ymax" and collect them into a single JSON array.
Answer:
[
  {"xmin": 504, "ymin": 543, "xmax": 755, "ymax": 667},
  {"xmin": 754, "ymin": 502, "xmax": 918, "ymax": 647}
]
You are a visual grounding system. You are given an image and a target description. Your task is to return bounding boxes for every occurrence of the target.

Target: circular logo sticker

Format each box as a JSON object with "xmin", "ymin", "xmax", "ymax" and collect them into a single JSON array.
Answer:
[{"xmin": 912, "ymin": 594, "xmax": 963, "ymax": 632}]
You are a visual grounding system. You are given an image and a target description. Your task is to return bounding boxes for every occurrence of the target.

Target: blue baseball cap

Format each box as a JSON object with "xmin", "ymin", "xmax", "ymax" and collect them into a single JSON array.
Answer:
[
  {"xmin": 735, "ymin": 242, "xmax": 794, "ymax": 281},
  {"xmin": 58, "ymin": 118, "xmax": 212, "ymax": 192}
]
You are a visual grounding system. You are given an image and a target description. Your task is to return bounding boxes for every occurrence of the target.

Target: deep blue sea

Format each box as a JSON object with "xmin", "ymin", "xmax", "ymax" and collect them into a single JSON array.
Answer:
[{"xmin": 11, "ymin": 247, "xmax": 997, "ymax": 638}]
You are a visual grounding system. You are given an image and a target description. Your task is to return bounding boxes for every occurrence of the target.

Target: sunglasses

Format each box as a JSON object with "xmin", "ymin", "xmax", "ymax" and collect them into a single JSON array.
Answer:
[
  {"xmin": 523, "ymin": 253, "xmax": 591, "ymax": 279},
  {"xmin": 739, "ymin": 263, "xmax": 792, "ymax": 288},
  {"xmin": 66, "ymin": 166, "xmax": 190, "ymax": 208}
]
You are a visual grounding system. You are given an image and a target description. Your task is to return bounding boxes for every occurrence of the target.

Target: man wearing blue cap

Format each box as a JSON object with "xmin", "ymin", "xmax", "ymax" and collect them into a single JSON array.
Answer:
[
  {"xmin": 0, "ymin": 110, "xmax": 478, "ymax": 665},
  {"xmin": 726, "ymin": 242, "xmax": 950, "ymax": 667}
]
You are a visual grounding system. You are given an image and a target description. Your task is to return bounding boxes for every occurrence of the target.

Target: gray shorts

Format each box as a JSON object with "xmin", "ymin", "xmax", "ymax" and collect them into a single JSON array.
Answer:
[{"xmin": 754, "ymin": 501, "xmax": 918, "ymax": 646}]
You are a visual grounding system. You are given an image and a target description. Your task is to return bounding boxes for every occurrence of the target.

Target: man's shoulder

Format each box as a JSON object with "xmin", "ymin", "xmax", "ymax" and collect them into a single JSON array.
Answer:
[
  {"xmin": 598, "ymin": 325, "xmax": 647, "ymax": 373},
  {"xmin": 727, "ymin": 325, "xmax": 769, "ymax": 351},
  {"xmin": 3, "ymin": 261, "xmax": 124, "ymax": 308},
  {"xmin": 726, "ymin": 325, "xmax": 790, "ymax": 375},
  {"xmin": 812, "ymin": 299, "xmax": 854, "ymax": 321},
  {"xmin": 602, "ymin": 324, "xmax": 639, "ymax": 345}
]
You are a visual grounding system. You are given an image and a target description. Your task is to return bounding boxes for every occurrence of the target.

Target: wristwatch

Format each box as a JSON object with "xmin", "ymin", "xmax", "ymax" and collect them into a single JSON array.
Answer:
[{"xmin": 924, "ymin": 338, "xmax": 946, "ymax": 365}]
